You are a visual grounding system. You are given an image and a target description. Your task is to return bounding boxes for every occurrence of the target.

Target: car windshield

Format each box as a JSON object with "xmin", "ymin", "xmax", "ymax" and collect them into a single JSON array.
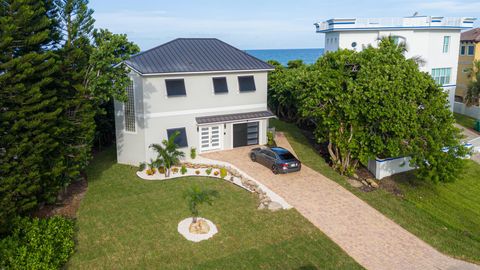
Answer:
[{"xmin": 279, "ymin": 152, "xmax": 295, "ymax": 160}]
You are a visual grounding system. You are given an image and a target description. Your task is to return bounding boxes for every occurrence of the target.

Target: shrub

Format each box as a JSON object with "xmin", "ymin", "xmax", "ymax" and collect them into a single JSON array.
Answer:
[
  {"xmin": 146, "ymin": 168, "xmax": 156, "ymax": 175},
  {"xmin": 267, "ymin": 131, "xmax": 276, "ymax": 146},
  {"xmin": 220, "ymin": 168, "xmax": 228, "ymax": 179},
  {"xmin": 158, "ymin": 166, "xmax": 165, "ymax": 174},
  {"xmin": 181, "ymin": 165, "xmax": 187, "ymax": 175},
  {"xmin": 190, "ymin": 147, "xmax": 197, "ymax": 159},
  {"xmin": 0, "ymin": 216, "xmax": 75, "ymax": 270},
  {"xmin": 195, "ymin": 170, "xmax": 201, "ymax": 175},
  {"xmin": 138, "ymin": 162, "xmax": 146, "ymax": 171},
  {"xmin": 213, "ymin": 171, "xmax": 220, "ymax": 176},
  {"xmin": 172, "ymin": 167, "xmax": 179, "ymax": 174},
  {"xmin": 205, "ymin": 168, "xmax": 212, "ymax": 175}
]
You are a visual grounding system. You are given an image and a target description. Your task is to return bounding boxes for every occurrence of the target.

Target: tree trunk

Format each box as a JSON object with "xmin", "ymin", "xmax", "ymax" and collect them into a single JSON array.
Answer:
[{"xmin": 192, "ymin": 216, "xmax": 197, "ymax": 223}]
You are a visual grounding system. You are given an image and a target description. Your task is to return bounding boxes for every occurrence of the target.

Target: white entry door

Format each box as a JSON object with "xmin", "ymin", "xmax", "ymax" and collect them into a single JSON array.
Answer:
[{"xmin": 199, "ymin": 125, "xmax": 222, "ymax": 152}]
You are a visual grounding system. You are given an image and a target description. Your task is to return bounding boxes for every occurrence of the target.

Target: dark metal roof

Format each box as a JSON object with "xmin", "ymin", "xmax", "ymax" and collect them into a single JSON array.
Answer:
[
  {"xmin": 196, "ymin": 111, "xmax": 275, "ymax": 125},
  {"xmin": 125, "ymin": 38, "xmax": 274, "ymax": 74},
  {"xmin": 461, "ymin": 28, "xmax": 480, "ymax": 42}
]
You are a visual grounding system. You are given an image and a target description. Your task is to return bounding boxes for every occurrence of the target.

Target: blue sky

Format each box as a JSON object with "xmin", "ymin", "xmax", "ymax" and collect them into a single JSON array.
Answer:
[{"xmin": 90, "ymin": 0, "xmax": 480, "ymax": 50}]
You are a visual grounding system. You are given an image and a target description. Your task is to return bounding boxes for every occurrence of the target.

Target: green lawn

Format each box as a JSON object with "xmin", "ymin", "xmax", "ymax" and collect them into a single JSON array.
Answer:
[
  {"xmin": 68, "ymin": 148, "xmax": 362, "ymax": 269},
  {"xmin": 454, "ymin": 112, "xmax": 478, "ymax": 130},
  {"xmin": 270, "ymin": 119, "xmax": 480, "ymax": 264}
]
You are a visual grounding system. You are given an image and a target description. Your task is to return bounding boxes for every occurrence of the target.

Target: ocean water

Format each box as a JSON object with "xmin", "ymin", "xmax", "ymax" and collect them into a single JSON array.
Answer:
[{"xmin": 245, "ymin": 48, "xmax": 324, "ymax": 66}]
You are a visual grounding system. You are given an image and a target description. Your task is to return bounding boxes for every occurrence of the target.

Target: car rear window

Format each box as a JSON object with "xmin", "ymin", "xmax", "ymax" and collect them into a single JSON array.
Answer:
[{"xmin": 279, "ymin": 152, "xmax": 295, "ymax": 160}]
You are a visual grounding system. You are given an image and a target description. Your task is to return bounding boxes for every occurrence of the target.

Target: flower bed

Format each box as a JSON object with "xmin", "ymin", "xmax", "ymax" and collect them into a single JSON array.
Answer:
[{"xmin": 136, "ymin": 162, "xmax": 285, "ymax": 211}]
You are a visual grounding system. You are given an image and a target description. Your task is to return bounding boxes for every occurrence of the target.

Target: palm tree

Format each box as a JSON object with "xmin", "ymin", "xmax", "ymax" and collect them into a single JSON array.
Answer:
[
  {"xmin": 465, "ymin": 60, "xmax": 480, "ymax": 107},
  {"xmin": 149, "ymin": 131, "xmax": 185, "ymax": 177},
  {"xmin": 184, "ymin": 185, "xmax": 219, "ymax": 223}
]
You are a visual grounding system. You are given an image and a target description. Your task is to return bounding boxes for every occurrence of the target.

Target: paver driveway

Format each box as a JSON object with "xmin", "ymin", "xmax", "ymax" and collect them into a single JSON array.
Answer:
[{"xmin": 203, "ymin": 133, "xmax": 479, "ymax": 270}]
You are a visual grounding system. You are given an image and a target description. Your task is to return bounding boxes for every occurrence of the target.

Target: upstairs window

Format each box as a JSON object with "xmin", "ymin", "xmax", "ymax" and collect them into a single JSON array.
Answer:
[
  {"xmin": 212, "ymin": 77, "xmax": 228, "ymax": 94},
  {"xmin": 461, "ymin": 45, "xmax": 466, "ymax": 55},
  {"xmin": 166, "ymin": 127, "xmax": 188, "ymax": 148},
  {"xmin": 431, "ymin": 68, "xmax": 451, "ymax": 85},
  {"xmin": 442, "ymin": 36, "xmax": 450, "ymax": 53},
  {"xmin": 165, "ymin": 79, "xmax": 186, "ymax": 97},
  {"xmin": 468, "ymin": 45, "xmax": 475, "ymax": 55},
  {"xmin": 124, "ymin": 80, "xmax": 136, "ymax": 132},
  {"xmin": 238, "ymin": 76, "xmax": 256, "ymax": 92}
]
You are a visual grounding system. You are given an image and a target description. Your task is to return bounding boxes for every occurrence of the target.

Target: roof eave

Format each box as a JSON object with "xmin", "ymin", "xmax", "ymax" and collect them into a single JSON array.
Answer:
[{"xmin": 134, "ymin": 68, "xmax": 275, "ymax": 77}]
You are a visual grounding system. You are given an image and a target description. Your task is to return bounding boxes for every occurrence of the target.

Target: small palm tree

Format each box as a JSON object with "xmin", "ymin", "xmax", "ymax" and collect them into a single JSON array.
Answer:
[
  {"xmin": 184, "ymin": 185, "xmax": 219, "ymax": 223},
  {"xmin": 150, "ymin": 131, "xmax": 185, "ymax": 177}
]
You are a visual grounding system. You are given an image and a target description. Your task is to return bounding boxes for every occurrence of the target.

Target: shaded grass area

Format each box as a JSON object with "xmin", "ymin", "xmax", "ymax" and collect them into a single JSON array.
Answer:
[
  {"xmin": 454, "ymin": 112, "xmax": 478, "ymax": 130},
  {"xmin": 68, "ymin": 147, "xmax": 363, "ymax": 269},
  {"xmin": 270, "ymin": 119, "xmax": 480, "ymax": 264}
]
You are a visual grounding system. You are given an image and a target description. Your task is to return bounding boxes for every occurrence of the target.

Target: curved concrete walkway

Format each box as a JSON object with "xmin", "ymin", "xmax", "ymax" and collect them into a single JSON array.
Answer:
[{"xmin": 203, "ymin": 133, "xmax": 479, "ymax": 270}]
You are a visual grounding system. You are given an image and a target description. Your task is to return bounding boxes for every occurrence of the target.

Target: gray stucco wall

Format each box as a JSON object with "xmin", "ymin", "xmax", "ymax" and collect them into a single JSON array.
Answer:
[
  {"xmin": 115, "ymin": 70, "xmax": 270, "ymax": 165},
  {"xmin": 115, "ymin": 72, "xmax": 146, "ymax": 165}
]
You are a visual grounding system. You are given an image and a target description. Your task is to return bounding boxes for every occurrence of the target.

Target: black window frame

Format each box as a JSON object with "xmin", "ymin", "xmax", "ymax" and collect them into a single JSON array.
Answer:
[
  {"xmin": 165, "ymin": 79, "xmax": 187, "ymax": 97},
  {"xmin": 212, "ymin": 77, "xmax": 229, "ymax": 94},
  {"xmin": 166, "ymin": 127, "xmax": 188, "ymax": 148},
  {"xmin": 238, "ymin": 76, "xmax": 256, "ymax": 92}
]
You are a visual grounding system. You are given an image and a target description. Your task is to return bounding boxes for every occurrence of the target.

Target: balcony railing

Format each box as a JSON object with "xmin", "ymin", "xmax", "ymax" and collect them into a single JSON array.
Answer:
[{"xmin": 315, "ymin": 16, "xmax": 476, "ymax": 32}]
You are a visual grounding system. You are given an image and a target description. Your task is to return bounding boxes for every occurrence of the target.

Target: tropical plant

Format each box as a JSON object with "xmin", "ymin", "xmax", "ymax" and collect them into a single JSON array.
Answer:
[
  {"xmin": 184, "ymin": 186, "xmax": 219, "ymax": 223},
  {"xmin": 205, "ymin": 168, "xmax": 212, "ymax": 175},
  {"xmin": 150, "ymin": 131, "xmax": 185, "ymax": 177},
  {"xmin": 190, "ymin": 147, "xmax": 197, "ymax": 159},
  {"xmin": 220, "ymin": 168, "xmax": 228, "ymax": 179},
  {"xmin": 267, "ymin": 131, "xmax": 275, "ymax": 147},
  {"xmin": 195, "ymin": 170, "xmax": 201, "ymax": 175},
  {"xmin": 214, "ymin": 171, "xmax": 220, "ymax": 176},
  {"xmin": 181, "ymin": 165, "xmax": 187, "ymax": 175},
  {"xmin": 465, "ymin": 60, "xmax": 480, "ymax": 106},
  {"xmin": 172, "ymin": 167, "xmax": 179, "ymax": 174}
]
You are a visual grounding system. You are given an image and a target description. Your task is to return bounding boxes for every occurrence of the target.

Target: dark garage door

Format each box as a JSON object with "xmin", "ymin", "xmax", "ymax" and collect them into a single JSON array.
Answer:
[{"xmin": 233, "ymin": 122, "xmax": 259, "ymax": 147}]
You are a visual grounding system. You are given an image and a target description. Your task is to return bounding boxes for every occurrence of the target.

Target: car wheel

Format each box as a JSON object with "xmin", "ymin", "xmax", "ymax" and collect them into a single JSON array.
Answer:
[
  {"xmin": 250, "ymin": 153, "xmax": 256, "ymax": 162},
  {"xmin": 271, "ymin": 165, "xmax": 279, "ymax": 174}
]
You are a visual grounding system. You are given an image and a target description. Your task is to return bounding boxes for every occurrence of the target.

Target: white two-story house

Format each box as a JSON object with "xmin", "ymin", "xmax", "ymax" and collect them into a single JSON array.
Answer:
[
  {"xmin": 315, "ymin": 15, "xmax": 476, "ymax": 110},
  {"xmin": 115, "ymin": 38, "xmax": 275, "ymax": 165}
]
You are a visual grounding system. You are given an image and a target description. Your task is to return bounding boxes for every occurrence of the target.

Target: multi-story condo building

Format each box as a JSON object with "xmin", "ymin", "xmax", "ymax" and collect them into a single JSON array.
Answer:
[
  {"xmin": 315, "ymin": 15, "xmax": 476, "ymax": 110},
  {"xmin": 115, "ymin": 38, "xmax": 274, "ymax": 165},
  {"xmin": 455, "ymin": 28, "xmax": 480, "ymax": 103}
]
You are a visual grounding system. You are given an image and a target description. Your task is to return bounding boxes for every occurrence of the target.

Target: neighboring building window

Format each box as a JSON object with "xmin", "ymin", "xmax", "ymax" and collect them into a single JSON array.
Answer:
[
  {"xmin": 442, "ymin": 36, "xmax": 450, "ymax": 53},
  {"xmin": 431, "ymin": 68, "xmax": 451, "ymax": 85},
  {"xmin": 124, "ymin": 80, "xmax": 136, "ymax": 132},
  {"xmin": 165, "ymin": 79, "xmax": 186, "ymax": 96},
  {"xmin": 461, "ymin": 45, "xmax": 466, "ymax": 55},
  {"xmin": 238, "ymin": 76, "xmax": 256, "ymax": 92},
  {"xmin": 166, "ymin": 128, "xmax": 188, "ymax": 147},
  {"xmin": 468, "ymin": 45, "xmax": 475, "ymax": 55},
  {"xmin": 212, "ymin": 77, "xmax": 228, "ymax": 94},
  {"xmin": 463, "ymin": 68, "xmax": 470, "ymax": 73}
]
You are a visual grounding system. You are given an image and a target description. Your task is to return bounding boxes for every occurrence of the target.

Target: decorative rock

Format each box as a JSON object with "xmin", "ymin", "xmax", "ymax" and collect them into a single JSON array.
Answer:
[
  {"xmin": 366, "ymin": 178, "xmax": 379, "ymax": 188},
  {"xmin": 347, "ymin": 178, "xmax": 363, "ymax": 188},
  {"xmin": 361, "ymin": 179, "xmax": 369, "ymax": 186},
  {"xmin": 189, "ymin": 219, "xmax": 210, "ymax": 234},
  {"xmin": 352, "ymin": 173, "xmax": 359, "ymax": 180},
  {"xmin": 258, "ymin": 203, "xmax": 266, "ymax": 210},
  {"xmin": 267, "ymin": 201, "xmax": 283, "ymax": 211}
]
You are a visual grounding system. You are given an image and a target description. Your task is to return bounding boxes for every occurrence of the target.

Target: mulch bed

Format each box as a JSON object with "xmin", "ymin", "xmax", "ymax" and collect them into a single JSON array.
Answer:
[{"xmin": 32, "ymin": 175, "xmax": 88, "ymax": 219}]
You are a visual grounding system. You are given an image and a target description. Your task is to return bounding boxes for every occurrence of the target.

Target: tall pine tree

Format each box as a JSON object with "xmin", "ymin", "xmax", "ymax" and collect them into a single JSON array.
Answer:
[{"xmin": 0, "ymin": 0, "xmax": 65, "ymax": 232}]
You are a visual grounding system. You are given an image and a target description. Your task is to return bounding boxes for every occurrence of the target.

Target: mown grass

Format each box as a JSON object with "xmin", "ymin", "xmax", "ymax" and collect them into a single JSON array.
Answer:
[
  {"xmin": 68, "ymin": 147, "xmax": 363, "ymax": 269},
  {"xmin": 270, "ymin": 119, "xmax": 480, "ymax": 264},
  {"xmin": 454, "ymin": 112, "xmax": 478, "ymax": 130}
]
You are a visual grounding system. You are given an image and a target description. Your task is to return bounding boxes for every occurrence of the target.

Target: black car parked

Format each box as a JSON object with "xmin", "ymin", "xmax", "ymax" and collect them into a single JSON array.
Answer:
[{"xmin": 250, "ymin": 147, "xmax": 301, "ymax": 174}]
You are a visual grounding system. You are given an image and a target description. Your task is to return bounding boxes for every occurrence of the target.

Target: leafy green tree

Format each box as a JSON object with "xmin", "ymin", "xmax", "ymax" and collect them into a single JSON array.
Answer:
[
  {"xmin": 299, "ymin": 38, "xmax": 465, "ymax": 182},
  {"xmin": 0, "ymin": 0, "xmax": 65, "ymax": 232},
  {"xmin": 465, "ymin": 60, "xmax": 480, "ymax": 106},
  {"xmin": 184, "ymin": 186, "xmax": 219, "ymax": 223},
  {"xmin": 287, "ymin": 59, "xmax": 305, "ymax": 69},
  {"xmin": 150, "ymin": 132, "xmax": 185, "ymax": 177}
]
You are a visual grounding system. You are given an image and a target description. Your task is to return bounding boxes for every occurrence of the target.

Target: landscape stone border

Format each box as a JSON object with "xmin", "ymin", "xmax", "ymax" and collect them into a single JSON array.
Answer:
[{"xmin": 136, "ymin": 158, "xmax": 292, "ymax": 211}]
